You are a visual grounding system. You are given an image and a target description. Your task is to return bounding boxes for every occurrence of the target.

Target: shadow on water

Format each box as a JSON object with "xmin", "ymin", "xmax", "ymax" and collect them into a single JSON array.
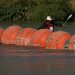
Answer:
[{"xmin": 0, "ymin": 45, "xmax": 75, "ymax": 75}]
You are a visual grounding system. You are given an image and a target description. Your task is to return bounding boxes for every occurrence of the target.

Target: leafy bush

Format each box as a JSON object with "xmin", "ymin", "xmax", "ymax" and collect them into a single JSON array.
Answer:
[
  {"xmin": 29, "ymin": 0, "xmax": 71, "ymax": 22},
  {"xmin": 0, "ymin": 0, "xmax": 72, "ymax": 22},
  {"xmin": 0, "ymin": 0, "xmax": 37, "ymax": 21}
]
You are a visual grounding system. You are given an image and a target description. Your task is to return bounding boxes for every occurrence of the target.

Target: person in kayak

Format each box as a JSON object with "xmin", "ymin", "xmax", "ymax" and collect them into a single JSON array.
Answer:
[{"xmin": 37, "ymin": 16, "xmax": 64, "ymax": 32}]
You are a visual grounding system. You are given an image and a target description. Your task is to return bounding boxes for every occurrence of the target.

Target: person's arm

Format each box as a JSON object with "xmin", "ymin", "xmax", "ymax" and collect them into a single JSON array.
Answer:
[{"xmin": 51, "ymin": 20, "xmax": 64, "ymax": 27}]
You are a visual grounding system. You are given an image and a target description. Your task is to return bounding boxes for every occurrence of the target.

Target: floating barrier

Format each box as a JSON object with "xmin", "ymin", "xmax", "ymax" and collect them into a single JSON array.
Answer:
[
  {"xmin": 46, "ymin": 31, "xmax": 71, "ymax": 49},
  {"xmin": 31, "ymin": 29, "xmax": 52, "ymax": 47},
  {"xmin": 2, "ymin": 25, "xmax": 22, "ymax": 44},
  {"xmin": 16, "ymin": 28, "xmax": 37, "ymax": 46},
  {"xmin": 0, "ymin": 28, "xmax": 4, "ymax": 43},
  {"xmin": 1, "ymin": 25, "xmax": 75, "ymax": 50},
  {"xmin": 69, "ymin": 35, "xmax": 75, "ymax": 50}
]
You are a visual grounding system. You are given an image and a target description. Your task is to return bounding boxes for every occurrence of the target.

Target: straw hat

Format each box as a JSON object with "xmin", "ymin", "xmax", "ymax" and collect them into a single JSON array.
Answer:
[{"xmin": 46, "ymin": 16, "xmax": 52, "ymax": 20}]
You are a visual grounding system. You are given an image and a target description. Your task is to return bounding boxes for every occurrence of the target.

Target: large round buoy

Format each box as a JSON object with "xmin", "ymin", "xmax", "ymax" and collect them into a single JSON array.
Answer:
[
  {"xmin": 69, "ymin": 35, "xmax": 75, "ymax": 50},
  {"xmin": 46, "ymin": 31, "xmax": 71, "ymax": 49},
  {"xmin": 0, "ymin": 28, "xmax": 4, "ymax": 43},
  {"xmin": 39, "ymin": 31, "xmax": 52, "ymax": 48},
  {"xmin": 16, "ymin": 28, "xmax": 37, "ymax": 46},
  {"xmin": 31, "ymin": 29, "xmax": 52, "ymax": 47},
  {"xmin": 2, "ymin": 25, "xmax": 22, "ymax": 44}
]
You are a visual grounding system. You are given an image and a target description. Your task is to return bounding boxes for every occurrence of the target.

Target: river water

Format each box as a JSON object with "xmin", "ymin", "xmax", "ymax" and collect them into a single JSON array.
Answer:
[{"xmin": 0, "ymin": 45, "xmax": 75, "ymax": 75}]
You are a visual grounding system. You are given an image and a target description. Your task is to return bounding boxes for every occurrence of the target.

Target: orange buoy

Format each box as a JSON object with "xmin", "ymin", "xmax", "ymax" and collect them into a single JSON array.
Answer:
[
  {"xmin": 0, "ymin": 28, "xmax": 4, "ymax": 43},
  {"xmin": 31, "ymin": 29, "xmax": 52, "ymax": 47},
  {"xmin": 16, "ymin": 28, "xmax": 37, "ymax": 46},
  {"xmin": 39, "ymin": 31, "xmax": 52, "ymax": 48},
  {"xmin": 69, "ymin": 35, "xmax": 75, "ymax": 50},
  {"xmin": 46, "ymin": 31, "xmax": 71, "ymax": 49},
  {"xmin": 56, "ymin": 34, "xmax": 71, "ymax": 49},
  {"xmin": 2, "ymin": 25, "xmax": 22, "ymax": 44}
]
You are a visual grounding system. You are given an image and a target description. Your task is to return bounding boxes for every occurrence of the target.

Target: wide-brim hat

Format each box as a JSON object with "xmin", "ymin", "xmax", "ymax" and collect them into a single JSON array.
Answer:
[{"xmin": 46, "ymin": 16, "xmax": 52, "ymax": 20}]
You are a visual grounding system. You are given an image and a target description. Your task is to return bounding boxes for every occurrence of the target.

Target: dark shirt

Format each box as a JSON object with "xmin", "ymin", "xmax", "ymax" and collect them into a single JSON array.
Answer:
[
  {"xmin": 42, "ymin": 20, "xmax": 53, "ymax": 29},
  {"xmin": 37, "ymin": 20, "xmax": 63, "ymax": 30}
]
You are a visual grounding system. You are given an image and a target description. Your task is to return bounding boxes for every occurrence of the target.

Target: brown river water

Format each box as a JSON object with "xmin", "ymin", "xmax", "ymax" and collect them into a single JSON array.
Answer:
[{"xmin": 0, "ymin": 45, "xmax": 75, "ymax": 75}]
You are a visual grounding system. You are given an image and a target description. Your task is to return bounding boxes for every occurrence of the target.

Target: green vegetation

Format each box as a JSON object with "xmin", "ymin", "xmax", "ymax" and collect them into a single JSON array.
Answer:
[
  {"xmin": 0, "ymin": 0, "xmax": 74, "ymax": 22},
  {"xmin": 69, "ymin": 0, "xmax": 75, "ymax": 11},
  {"xmin": 29, "ymin": 0, "xmax": 71, "ymax": 22}
]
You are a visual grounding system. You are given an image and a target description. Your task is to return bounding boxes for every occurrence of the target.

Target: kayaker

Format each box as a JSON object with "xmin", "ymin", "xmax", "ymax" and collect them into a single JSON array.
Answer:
[{"xmin": 37, "ymin": 16, "xmax": 64, "ymax": 32}]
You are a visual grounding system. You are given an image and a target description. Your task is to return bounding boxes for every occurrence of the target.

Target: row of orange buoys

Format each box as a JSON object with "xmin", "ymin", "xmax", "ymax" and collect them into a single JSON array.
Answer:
[{"xmin": 0, "ymin": 25, "xmax": 75, "ymax": 50}]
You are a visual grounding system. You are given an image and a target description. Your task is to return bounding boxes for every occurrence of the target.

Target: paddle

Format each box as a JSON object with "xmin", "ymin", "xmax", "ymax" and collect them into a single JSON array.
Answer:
[{"xmin": 63, "ymin": 14, "xmax": 72, "ymax": 26}]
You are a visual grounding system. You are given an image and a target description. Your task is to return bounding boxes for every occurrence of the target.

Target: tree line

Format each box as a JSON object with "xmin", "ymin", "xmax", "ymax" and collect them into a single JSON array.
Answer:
[{"xmin": 0, "ymin": 0, "xmax": 74, "ymax": 22}]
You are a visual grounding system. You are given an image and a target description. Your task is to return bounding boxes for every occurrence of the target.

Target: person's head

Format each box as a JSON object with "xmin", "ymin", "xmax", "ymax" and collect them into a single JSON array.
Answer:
[{"xmin": 46, "ymin": 16, "xmax": 52, "ymax": 21}]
